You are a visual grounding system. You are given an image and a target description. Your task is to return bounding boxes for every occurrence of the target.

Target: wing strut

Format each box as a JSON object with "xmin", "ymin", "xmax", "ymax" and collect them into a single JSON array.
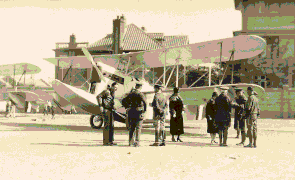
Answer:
[
  {"xmin": 62, "ymin": 64, "xmax": 73, "ymax": 82},
  {"xmin": 154, "ymin": 66, "xmax": 174, "ymax": 85},
  {"xmin": 189, "ymin": 72, "xmax": 209, "ymax": 88},
  {"xmin": 217, "ymin": 41, "xmax": 223, "ymax": 84},
  {"xmin": 17, "ymin": 70, "xmax": 26, "ymax": 86},
  {"xmin": 219, "ymin": 50, "xmax": 235, "ymax": 85},
  {"xmin": 165, "ymin": 60, "xmax": 179, "ymax": 88}
]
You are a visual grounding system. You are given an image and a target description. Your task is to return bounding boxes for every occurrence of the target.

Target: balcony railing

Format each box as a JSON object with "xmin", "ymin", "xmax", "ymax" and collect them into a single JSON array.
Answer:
[
  {"xmin": 56, "ymin": 43, "xmax": 69, "ymax": 49},
  {"xmin": 77, "ymin": 43, "xmax": 89, "ymax": 48},
  {"xmin": 55, "ymin": 42, "xmax": 89, "ymax": 49}
]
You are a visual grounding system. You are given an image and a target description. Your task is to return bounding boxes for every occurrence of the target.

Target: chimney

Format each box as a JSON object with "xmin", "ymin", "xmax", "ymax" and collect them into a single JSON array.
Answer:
[
  {"xmin": 120, "ymin": 14, "xmax": 126, "ymax": 46},
  {"xmin": 69, "ymin": 33, "xmax": 77, "ymax": 48},
  {"xmin": 141, "ymin": 26, "xmax": 146, "ymax": 32},
  {"xmin": 112, "ymin": 14, "xmax": 126, "ymax": 54},
  {"xmin": 156, "ymin": 38, "xmax": 164, "ymax": 45}
]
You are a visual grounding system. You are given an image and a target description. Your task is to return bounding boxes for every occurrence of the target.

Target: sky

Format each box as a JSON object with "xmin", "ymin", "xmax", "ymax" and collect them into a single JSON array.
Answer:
[{"xmin": 0, "ymin": 0, "xmax": 242, "ymax": 83}]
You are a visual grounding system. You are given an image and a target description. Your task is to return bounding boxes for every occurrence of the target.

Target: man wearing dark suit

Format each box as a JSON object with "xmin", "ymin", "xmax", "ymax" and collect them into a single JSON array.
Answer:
[
  {"xmin": 122, "ymin": 81, "xmax": 147, "ymax": 147},
  {"xmin": 215, "ymin": 86, "xmax": 232, "ymax": 147}
]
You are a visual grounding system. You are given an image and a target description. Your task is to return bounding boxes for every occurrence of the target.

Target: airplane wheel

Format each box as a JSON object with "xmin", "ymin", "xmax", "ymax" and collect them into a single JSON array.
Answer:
[{"xmin": 90, "ymin": 114, "xmax": 103, "ymax": 129}]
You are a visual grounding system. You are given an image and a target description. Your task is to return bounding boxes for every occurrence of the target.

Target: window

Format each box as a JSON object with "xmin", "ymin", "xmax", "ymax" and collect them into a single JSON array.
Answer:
[{"xmin": 261, "ymin": 36, "xmax": 279, "ymax": 59}]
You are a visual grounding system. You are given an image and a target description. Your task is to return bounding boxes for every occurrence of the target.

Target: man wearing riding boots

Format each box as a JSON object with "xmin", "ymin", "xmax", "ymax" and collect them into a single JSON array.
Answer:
[
  {"xmin": 97, "ymin": 82, "xmax": 119, "ymax": 146},
  {"xmin": 150, "ymin": 84, "xmax": 168, "ymax": 146},
  {"xmin": 234, "ymin": 88, "xmax": 248, "ymax": 146},
  {"xmin": 122, "ymin": 81, "xmax": 147, "ymax": 147},
  {"xmin": 244, "ymin": 87, "xmax": 260, "ymax": 148}
]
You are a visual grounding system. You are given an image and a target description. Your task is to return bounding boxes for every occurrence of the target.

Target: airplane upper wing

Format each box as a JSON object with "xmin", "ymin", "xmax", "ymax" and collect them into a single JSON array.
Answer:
[
  {"xmin": 0, "ymin": 63, "xmax": 41, "ymax": 76},
  {"xmin": 0, "ymin": 78, "xmax": 12, "ymax": 88},
  {"xmin": 44, "ymin": 35, "xmax": 266, "ymax": 69}
]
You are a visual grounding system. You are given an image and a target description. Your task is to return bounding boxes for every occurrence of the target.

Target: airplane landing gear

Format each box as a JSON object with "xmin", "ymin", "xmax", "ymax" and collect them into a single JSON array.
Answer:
[{"xmin": 90, "ymin": 114, "xmax": 103, "ymax": 129}]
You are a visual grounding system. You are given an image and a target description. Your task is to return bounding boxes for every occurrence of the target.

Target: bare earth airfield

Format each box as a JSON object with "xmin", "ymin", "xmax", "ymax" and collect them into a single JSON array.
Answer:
[{"xmin": 0, "ymin": 114, "xmax": 294, "ymax": 179}]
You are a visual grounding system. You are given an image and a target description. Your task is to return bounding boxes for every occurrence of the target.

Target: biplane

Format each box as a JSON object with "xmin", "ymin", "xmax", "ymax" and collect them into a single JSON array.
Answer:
[
  {"xmin": 44, "ymin": 35, "xmax": 267, "ymax": 129},
  {"xmin": 0, "ymin": 63, "xmax": 74, "ymax": 114},
  {"xmin": 0, "ymin": 63, "xmax": 42, "ymax": 113}
]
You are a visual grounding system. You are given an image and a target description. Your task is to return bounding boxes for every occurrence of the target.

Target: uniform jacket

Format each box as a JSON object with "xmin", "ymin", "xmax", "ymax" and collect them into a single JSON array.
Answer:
[
  {"xmin": 152, "ymin": 92, "xmax": 167, "ymax": 117},
  {"xmin": 97, "ymin": 89, "xmax": 115, "ymax": 110},
  {"xmin": 245, "ymin": 94, "xmax": 260, "ymax": 116},
  {"xmin": 122, "ymin": 88, "xmax": 147, "ymax": 112},
  {"xmin": 234, "ymin": 94, "xmax": 247, "ymax": 118}
]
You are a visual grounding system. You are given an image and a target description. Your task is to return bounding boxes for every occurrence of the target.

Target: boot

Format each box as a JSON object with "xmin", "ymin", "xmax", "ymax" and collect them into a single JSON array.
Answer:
[
  {"xmin": 150, "ymin": 130, "xmax": 160, "ymax": 146},
  {"xmin": 172, "ymin": 135, "xmax": 176, "ymax": 142}
]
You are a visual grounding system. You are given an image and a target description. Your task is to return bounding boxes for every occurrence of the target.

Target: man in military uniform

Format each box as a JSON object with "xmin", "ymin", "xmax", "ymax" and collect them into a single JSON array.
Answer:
[
  {"xmin": 97, "ymin": 82, "xmax": 119, "ymax": 146},
  {"xmin": 122, "ymin": 81, "xmax": 147, "ymax": 147},
  {"xmin": 215, "ymin": 86, "xmax": 232, "ymax": 147},
  {"xmin": 244, "ymin": 87, "xmax": 260, "ymax": 148},
  {"xmin": 234, "ymin": 88, "xmax": 248, "ymax": 146},
  {"xmin": 122, "ymin": 87, "xmax": 136, "ymax": 133},
  {"xmin": 150, "ymin": 84, "xmax": 168, "ymax": 146}
]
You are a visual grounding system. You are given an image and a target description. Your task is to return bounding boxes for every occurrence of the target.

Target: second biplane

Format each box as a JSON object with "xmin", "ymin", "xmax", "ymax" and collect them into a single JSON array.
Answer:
[{"xmin": 0, "ymin": 63, "xmax": 75, "ymax": 114}]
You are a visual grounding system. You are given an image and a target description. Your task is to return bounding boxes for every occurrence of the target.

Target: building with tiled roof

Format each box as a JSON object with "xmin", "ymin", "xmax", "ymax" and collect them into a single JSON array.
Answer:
[
  {"xmin": 53, "ymin": 15, "xmax": 190, "ymax": 89},
  {"xmin": 87, "ymin": 15, "xmax": 189, "ymax": 54}
]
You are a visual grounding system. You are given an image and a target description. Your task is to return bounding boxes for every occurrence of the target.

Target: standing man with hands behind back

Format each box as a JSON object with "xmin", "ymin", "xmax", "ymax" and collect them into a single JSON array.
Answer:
[
  {"xmin": 150, "ymin": 84, "xmax": 168, "ymax": 147},
  {"xmin": 122, "ymin": 81, "xmax": 147, "ymax": 147}
]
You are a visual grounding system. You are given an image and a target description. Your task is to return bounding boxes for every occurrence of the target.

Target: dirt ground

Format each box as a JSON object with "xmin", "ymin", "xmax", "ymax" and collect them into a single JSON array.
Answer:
[{"xmin": 0, "ymin": 114, "xmax": 294, "ymax": 180}]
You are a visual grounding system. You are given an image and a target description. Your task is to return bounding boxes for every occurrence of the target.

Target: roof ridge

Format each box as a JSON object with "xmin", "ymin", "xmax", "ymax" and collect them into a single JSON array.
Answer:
[
  {"xmin": 131, "ymin": 24, "xmax": 164, "ymax": 47},
  {"xmin": 164, "ymin": 35, "xmax": 188, "ymax": 37},
  {"xmin": 122, "ymin": 24, "xmax": 163, "ymax": 50}
]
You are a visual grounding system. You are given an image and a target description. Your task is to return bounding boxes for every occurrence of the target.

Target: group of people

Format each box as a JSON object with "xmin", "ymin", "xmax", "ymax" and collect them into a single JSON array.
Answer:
[
  {"xmin": 96, "ymin": 81, "xmax": 260, "ymax": 148},
  {"xmin": 205, "ymin": 86, "xmax": 260, "ymax": 148},
  {"xmin": 43, "ymin": 100, "xmax": 55, "ymax": 119},
  {"xmin": 97, "ymin": 81, "xmax": 185, "ymax": 147},
  {"xmin": 5, "ymin": 99, "xmax": 16, "ymax": 118}
]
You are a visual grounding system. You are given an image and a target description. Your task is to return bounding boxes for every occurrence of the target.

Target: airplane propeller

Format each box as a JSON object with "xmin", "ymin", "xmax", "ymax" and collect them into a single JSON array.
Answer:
[{"xmin": 81, "ymin": 47, "xmax": 106, "ymax": 83}]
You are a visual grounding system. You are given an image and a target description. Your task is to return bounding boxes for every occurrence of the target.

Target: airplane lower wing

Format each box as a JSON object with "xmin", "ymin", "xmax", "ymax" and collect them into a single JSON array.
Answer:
[
  {"xmin": 144, "ymin": 83, "xmax": 265, "ymax": 106},
  {"xmin": 51, "ymin": 79, "xmax": 128, "ymax": 115},
  {"xmin": 52, "ymin": 79, "xmax": 100, "ymax": 114},
  {"xmin": 143, "ymin": 83, "xmax": 265, "ymax": 120}
]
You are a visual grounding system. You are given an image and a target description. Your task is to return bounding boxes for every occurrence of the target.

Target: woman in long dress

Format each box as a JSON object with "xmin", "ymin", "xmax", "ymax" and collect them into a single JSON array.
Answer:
[
  {"xmin": 205, "ymin": 92, "xmax": 219, "ymax": 144},
  {"xmin": 169, "ymin": 87, "xmax": 184, "ymax": 142}
]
